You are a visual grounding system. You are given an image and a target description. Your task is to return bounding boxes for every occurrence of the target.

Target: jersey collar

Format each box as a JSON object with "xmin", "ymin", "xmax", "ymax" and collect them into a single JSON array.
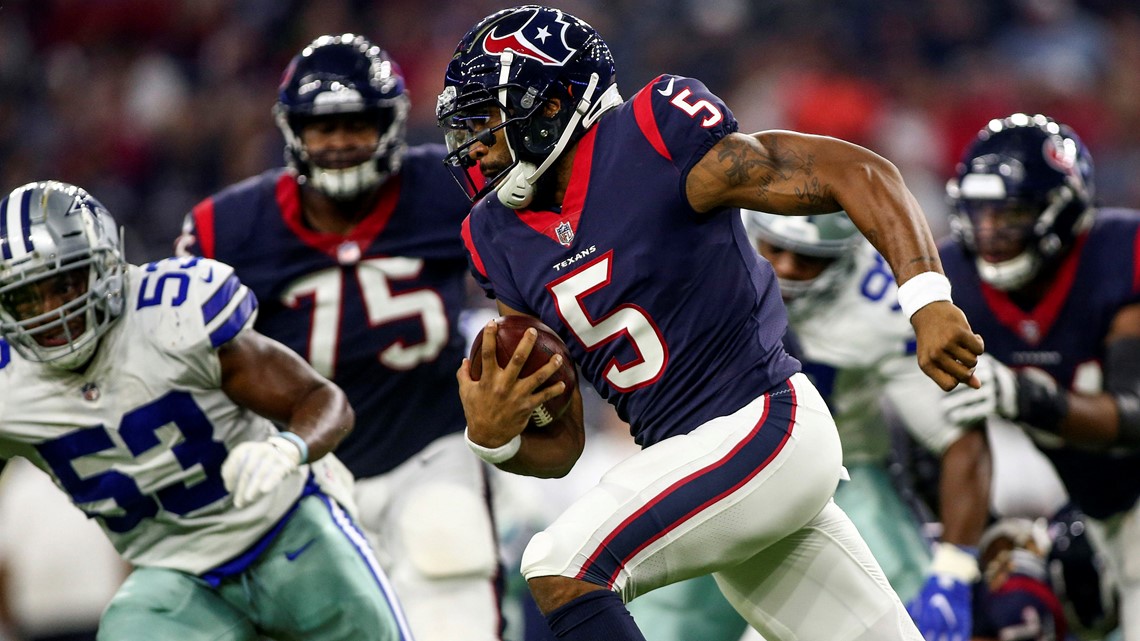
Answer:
[
  {"xmin": 513, "ymin": 126, "xmax": 597, "ymax": 247},
  {"xmin": 275, "ymin": 172, "xmax": 401, "ymax": 259}
]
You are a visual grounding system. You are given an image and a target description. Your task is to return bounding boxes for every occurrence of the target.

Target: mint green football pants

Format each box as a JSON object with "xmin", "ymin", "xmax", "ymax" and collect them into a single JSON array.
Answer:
[
  {"xmin": 97, "ymin": 493, "xmax": 411, "ymax": 641},
  {"xmin": 627, "ymin": 463, "xmax": 930, "ymax": 640}
]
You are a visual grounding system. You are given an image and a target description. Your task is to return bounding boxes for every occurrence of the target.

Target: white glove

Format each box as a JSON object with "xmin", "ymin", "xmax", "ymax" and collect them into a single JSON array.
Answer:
[
  {"xmin": 940, "ymin": 354, "xmax": 1019, "ymax": 426},
  {"xmin": 222, "ymin": 435, "xmax": 303, "ymax": 508}
]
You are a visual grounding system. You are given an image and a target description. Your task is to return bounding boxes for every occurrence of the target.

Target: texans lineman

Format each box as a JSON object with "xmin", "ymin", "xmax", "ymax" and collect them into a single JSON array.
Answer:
[
  {"xmin": 177, "ymin": 35, "xmax": 502, "ymax": 641},
  {"xmin": 930, "ymin": 114, "xmax": 1140, "ymax": 640},
  {"xmin": 439, "ymin": 6, "xmax": 984, "ymax": 640},
  {"xmin": 0, "ymin": 181, "xmax": 411, "ymax": 640}
]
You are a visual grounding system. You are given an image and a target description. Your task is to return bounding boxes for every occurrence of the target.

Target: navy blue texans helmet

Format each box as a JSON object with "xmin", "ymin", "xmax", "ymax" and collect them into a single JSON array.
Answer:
[
  {"xmin": 436, "ymin": 5, "xmax": 622, "ymax": 207},
  {"xmin": 946, "ymin": 113, "xmax": 1094, "ymax": 290},
  {"xmin": 274, "ymin": 34, "xmax": 409, "ymax": 201}
]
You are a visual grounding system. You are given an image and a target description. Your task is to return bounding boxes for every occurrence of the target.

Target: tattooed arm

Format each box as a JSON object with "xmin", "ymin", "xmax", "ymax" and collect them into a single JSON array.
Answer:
[
  {"xmin": 687, "ymin": 130, "xmax": 984, "ymax": 391},
  {"xmin": 687, "ymin": 131, "xmax": 940, "ymax": 282}
]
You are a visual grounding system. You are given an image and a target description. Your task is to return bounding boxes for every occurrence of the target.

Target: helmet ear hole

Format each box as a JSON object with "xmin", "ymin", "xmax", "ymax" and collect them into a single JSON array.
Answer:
[{"xmin": 520, "ymin": 105, "xmax": 569, "ymax": 158}]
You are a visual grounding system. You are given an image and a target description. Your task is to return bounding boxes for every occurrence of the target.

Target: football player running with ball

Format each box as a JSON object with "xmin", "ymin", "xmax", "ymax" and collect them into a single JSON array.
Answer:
[
  {"xmin": 0, "ymin": 181, "xmax": 411, "ymax": 641},
  {"xmin": 178, "ymin": 35, "xmax": 503, "ymax": 641},
  {"xmin": 439, "ymin": 5, "xmax": 984, "ymax": 641}
]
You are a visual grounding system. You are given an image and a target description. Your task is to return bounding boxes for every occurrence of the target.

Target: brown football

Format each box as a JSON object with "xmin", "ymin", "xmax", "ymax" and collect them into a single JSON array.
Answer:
[{"xmin": 468, "ymin": 315, "xmax": 578, "ymax": 428}]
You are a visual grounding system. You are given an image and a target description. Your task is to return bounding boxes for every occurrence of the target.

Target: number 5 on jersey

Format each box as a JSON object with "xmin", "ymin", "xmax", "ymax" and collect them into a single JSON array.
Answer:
[{"xmin": 547, "ymin": 251, "xmax": 668, "ymax": 391}]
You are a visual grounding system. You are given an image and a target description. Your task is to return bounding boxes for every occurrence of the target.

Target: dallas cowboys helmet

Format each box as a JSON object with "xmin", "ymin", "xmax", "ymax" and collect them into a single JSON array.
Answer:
[
  {"xmin": 0, "ymin": 181, "xmax": 126, "ymax": 370},
  {"xmin": 743, "ymin": 209, "xmax": 862, "ymax": 309},
  {"xmin": 275, "ymin": 33, "xmax": 409, "ymax": 201},
  {"xmin": 946, "ymin": 113, "xmax": 1094, "ymax": 291},
  {"xmin": 436, "ymin": 5, "xmax": 622, "ymax": 207}
]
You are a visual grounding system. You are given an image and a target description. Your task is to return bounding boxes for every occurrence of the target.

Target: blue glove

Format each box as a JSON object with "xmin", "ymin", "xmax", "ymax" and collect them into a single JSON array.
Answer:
[{"xmin": 907, "ymin": 543, "xmax": 980, "ymax": 641}]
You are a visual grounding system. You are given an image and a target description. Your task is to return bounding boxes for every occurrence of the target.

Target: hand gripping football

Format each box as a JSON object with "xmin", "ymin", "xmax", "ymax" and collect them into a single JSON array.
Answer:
[{"xmin": 469, "ymin": 315, "xmax": 578, "ymax": 428}]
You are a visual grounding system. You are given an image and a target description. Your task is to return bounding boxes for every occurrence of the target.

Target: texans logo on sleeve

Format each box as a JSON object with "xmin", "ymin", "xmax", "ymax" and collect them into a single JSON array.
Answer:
[{"xmin": 482, "ymin": 7, "xmax": 576, "ymax": 65}]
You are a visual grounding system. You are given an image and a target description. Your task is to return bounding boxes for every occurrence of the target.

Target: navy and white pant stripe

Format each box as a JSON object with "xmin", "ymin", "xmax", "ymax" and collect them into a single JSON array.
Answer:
[{"xmin": 575, "ymin": 379, "xmax": 798, "ymax": 588}]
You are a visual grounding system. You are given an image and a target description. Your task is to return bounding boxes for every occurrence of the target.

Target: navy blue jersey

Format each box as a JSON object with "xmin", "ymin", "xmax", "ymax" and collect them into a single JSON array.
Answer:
[
  {"xmin": 464, "ymin": 76, "xmax": 799, "ymax": 446},
  {"xmin": 184, "ymin": 145, "xmax": 473, "ymax": 477},
  {"xmin": 940, "ymin": 208, "xmax": 1140, "ymax": 519}
]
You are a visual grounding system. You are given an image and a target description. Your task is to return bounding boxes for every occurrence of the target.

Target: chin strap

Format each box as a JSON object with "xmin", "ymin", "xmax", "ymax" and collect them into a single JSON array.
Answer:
[
  {"xmin": 494, "ymin": 52, "xmax": 531, "ymax": 209},
  {"xmin": 496, "ymin": 74, "xmax": 623, "ymax": 209}
]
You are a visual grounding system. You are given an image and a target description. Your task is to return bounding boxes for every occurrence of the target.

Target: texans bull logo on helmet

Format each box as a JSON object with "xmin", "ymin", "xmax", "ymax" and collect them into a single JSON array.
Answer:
[
  {"xmin": 1042, "ymin": 135, "xmax": 1086, "ymax": 190},
  {"xmin": 481, "ymin": 7, "xmax": 577, "ymax": 66}
]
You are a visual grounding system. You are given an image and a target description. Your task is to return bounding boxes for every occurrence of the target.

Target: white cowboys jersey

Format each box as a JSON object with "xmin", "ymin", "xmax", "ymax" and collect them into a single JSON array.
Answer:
[
  {"xmin": 788, "ymin": 243, "xmax": 963, "ymax": 464},
  {"xmin": 0, "ymin": 257, "xmax": 307, "ymax": 574}
]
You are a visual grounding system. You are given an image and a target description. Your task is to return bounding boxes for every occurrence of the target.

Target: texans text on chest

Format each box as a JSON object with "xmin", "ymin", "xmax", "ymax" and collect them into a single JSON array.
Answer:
[{"xmin": 552, "ymin": 245, "xmax": 598, "ymax": 271}]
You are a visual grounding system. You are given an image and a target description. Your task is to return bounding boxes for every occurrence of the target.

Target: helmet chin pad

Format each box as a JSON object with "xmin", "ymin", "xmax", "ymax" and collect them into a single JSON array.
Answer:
[
  {"xmin": 975, "ymin": 250, "xmax": 1040, "ymax": 291},
  {"xmin": 306, "ymin": 161, "xmax": 385, "ymax": 201},
  {"xmin": 777, "ymin": 276, "xmax": 815, "ymax": 301},
  {"xmin": 32, "ymin": 314, "xmax": 101, "ymax": 371},
  {"xmin": 496, "ymin": 161, "xmax": 538, "ymax": 208},
  {"xmin": 781, "ymin": 251, "xmax": 858, "ymax": 320}
]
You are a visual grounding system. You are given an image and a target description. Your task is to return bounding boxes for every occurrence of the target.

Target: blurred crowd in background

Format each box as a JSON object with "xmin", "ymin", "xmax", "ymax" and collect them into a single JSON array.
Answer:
[
  {"xmin": 1, "ymin": 1, "xmax": 1139, "ymax": 639},
  {"xmin": 1, "ymin": 0, "xmax": 1140, "ymax": 263}
]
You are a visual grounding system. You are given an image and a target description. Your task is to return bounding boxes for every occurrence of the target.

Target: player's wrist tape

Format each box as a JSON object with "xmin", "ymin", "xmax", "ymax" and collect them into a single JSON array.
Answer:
[
  {"xmin": 1106, "ymin": 337, "xmax": 1140, "ymax": 447},
  {"xmin": 1015, "ymin": 371, "xmax": 1069, "ymax": 433},
  {"xmin": 1114, "ymin": 392, "xmax": 1140, "ymax": 447},
  {"xmin": 465, "ymin": 426, "xmax": 521, "ymax": 464},
  {"xmin": 275, "ymin": 431, "xmax": 309, "ymax": 464},
  {"xmin": 930, "ymin": 542, "xmax": 981, "ymax": 583},
  {"xmin": 897, "ymin": 272, "xmax": 953, "ymax": 319}
]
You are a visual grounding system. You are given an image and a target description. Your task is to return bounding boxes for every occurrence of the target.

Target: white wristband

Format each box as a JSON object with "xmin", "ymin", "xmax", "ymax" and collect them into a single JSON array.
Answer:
[
  {"xmin": 897, "ymin": 271, "xmax": 953, "ymax": 319},
  {"xmin": 464, "ymin": 426, "xmax": 522, "ymax": 464}
]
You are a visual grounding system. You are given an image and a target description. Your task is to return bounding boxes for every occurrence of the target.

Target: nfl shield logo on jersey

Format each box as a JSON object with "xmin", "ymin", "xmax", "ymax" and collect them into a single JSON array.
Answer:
[
  {"xmin": 81, "ymin": 382, "xmax": 100, "ymax": 402},
  {"xmin": 336, "ymin": 241, "xmax": 362, "ymax": 265},
  {"xmin": 1019, "ymin": 319, "xmax": 1041, "ymax": 344},
  {"xmin": 555, "ymin": 221, "xmax": 575, "ymax": 247}
]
